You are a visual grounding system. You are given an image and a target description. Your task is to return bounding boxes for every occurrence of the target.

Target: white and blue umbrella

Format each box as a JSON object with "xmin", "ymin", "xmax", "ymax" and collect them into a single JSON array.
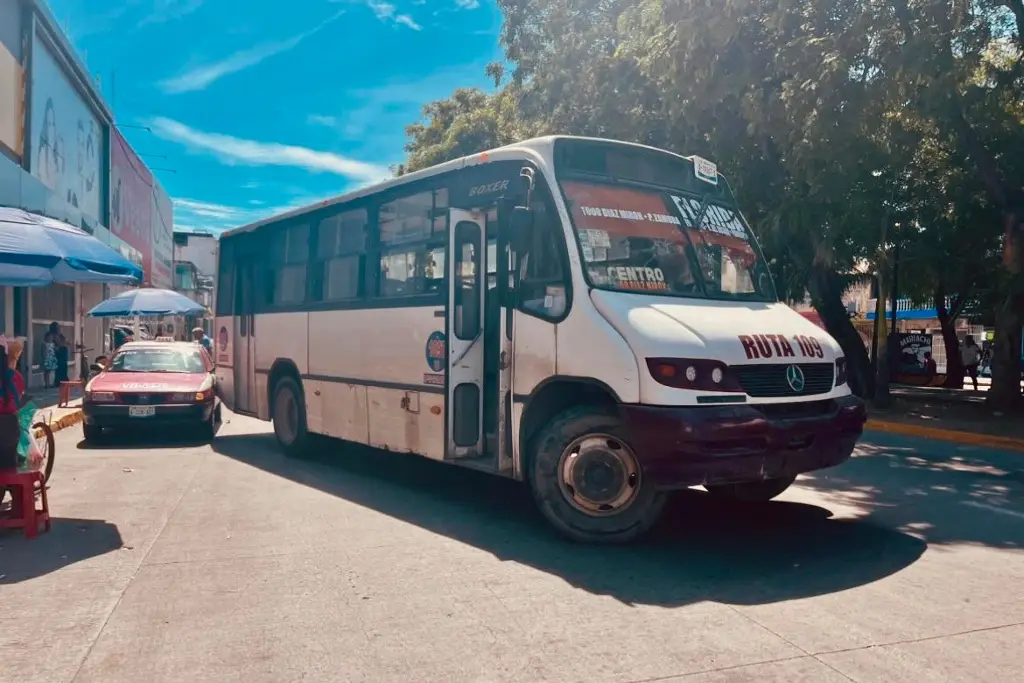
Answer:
[
  {"xmin": 88, "ymin": 287, "xmax": 208, "ymax": 318},
  {"xmin": 0, "ymin": 207, "xmax": 143, "ymax": 286}
]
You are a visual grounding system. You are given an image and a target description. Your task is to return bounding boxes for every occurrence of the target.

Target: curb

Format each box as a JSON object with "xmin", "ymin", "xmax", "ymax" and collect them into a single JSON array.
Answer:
[
  {"xmin": 32, "ymin": 408, "xmax": 83, "ymax": 439},
  {"xmin": 865, "ymin": 418, "xmax": 1024, "ymax": 452}
]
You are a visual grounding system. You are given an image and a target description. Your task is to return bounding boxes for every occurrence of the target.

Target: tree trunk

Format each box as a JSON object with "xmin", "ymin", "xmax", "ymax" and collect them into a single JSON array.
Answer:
[
  {"xmin": 807, "ymin": 266, "xmax": 874, "ymax": 399},
  {"xmin": 934, "ymin": 290, "xmax": 964, "ymax": 389},
  {"xmin": 987, "ymin": 306, "xmax": 1022, "ymax": 412},
  {"xmin": 873, "ymin": 273, "xmax": 892, "ymax": 408},
  {"xmin": 989, "ymin": 210, "xmax": 1024, "ymax": 412}
]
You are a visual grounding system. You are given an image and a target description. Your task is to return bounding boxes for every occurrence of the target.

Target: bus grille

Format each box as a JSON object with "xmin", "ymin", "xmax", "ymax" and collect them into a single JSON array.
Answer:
[{"xmin": 732, "ymin": 363, "xmax": 835, "ymax": 398}]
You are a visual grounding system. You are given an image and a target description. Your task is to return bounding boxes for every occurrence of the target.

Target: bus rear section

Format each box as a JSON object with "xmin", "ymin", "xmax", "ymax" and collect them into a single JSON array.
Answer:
[{"xmin": 213, "ymin": 135, "xmax": 866, "ymax": 544}]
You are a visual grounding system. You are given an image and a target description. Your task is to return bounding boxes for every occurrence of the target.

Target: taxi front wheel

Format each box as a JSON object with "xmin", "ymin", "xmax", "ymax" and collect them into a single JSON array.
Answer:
[{"xmin": 82, "ymin": 423, "xmax": 103, "ymax": 443}]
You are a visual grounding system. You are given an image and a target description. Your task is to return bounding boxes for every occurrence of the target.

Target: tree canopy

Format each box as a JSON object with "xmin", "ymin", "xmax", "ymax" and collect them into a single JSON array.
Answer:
[{"xmin": 401, "ymin": 0, "xmax": 1024, "ymax": 408}]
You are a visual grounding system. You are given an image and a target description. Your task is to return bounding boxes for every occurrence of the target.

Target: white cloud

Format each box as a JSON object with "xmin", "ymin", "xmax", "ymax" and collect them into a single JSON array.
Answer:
[
  {"xmin": 307, "ymin": 114, "xmax": 339, "ymax": 127},
  {"xmin": 139, "ymin": 0, "xmax": 204, "ymax": 27},
  {"xmin": 455, "ymin": 0, "xmax": 480, "ymax": 8},
  {"xmin": 172, "ymin": 198, "xmax": 265, "ymax": 232},
  {"xmin": 173, "ymin": 198, "xmax": 254, "ymax": 221},
  {"xmin": 395, "ymin": 15, "xmax": 423, "ymax": 30},
  {"xmin": 150, "ymin": 117, "xmax": 390, "ymax": 183},
  {"xmin": 173, "ymin": 191, "xmax": 351, "ymax": 232},
  {"xmin": 158, "ymin": 10, "xmax": 343, "ymax": 93},
  {"xmin": 367, "ymin": 0, "xmax": 422, "ymax": 30}
]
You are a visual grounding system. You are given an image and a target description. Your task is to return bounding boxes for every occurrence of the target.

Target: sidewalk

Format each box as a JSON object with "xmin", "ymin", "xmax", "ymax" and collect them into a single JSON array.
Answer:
[{"xmin": 866, "ymin": 382, "xmax": 1024, "ymax": 452}]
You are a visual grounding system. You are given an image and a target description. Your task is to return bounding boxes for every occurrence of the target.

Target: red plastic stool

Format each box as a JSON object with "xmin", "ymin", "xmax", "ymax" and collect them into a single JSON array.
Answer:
[{"xmin": 0, "ymin": 470, "xmax": 51, "ymax": 539}]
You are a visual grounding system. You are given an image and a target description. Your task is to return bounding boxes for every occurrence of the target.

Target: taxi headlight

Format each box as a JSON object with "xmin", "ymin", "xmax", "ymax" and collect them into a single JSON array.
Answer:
[
  {"xmin": 171, "ymin": 390, "xmax": 213, "ymax": 402},
  {"xmin": 86, "ymin": 391, "xmax": 116, "ymax": 403}
]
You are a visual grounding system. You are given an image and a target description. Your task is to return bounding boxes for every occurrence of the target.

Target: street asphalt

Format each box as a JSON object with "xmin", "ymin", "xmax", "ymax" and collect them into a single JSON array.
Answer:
[{"xmin": 1, "ymin": 411, "xmax": 1022, "ymax": 683}]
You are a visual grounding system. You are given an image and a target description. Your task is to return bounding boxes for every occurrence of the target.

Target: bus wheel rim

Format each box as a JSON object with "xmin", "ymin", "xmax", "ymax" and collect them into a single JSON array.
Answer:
[
  {"xmin": 275, "ymin": 388, "xmax": 297, "ymax": 444},
  {"xmin": 557, "ymin": 434, "xmax": 641, "ymax": 516}
]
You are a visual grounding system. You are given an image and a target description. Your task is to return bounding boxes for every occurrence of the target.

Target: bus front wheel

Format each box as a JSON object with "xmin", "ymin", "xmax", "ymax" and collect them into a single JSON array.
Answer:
[
  {"xmin": 528, "ymin": 406, "xmax": 666, "ymax": 544},
  {"xmin": 272, "ymin": 376, "xmax": 310, "ymax": 457}
]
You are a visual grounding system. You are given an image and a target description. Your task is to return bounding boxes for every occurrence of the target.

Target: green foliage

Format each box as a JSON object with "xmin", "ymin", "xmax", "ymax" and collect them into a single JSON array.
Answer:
[{"xmin": 401, "ymin": 0, "xmax": 1024, "ymax": 400}]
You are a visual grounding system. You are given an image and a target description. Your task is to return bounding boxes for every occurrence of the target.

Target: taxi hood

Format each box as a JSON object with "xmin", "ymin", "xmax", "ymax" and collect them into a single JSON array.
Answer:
[
  {"xmin": 590, "ymin": 290, "xmax": 842, "ymax": 365},
  {"xmin": 87, "ymin": 372, "xmax": 212, "ymax": 393}
]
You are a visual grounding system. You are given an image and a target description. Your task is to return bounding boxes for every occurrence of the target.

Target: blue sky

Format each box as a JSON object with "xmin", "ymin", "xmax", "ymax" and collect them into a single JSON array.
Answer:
[{"xmin": 48, "ymin": 0, "xmax": 504, "ymax": 233}]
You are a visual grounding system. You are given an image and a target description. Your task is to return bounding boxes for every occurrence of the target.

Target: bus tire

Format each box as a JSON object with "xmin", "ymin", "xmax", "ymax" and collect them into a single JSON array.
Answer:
[
  {"xmin": 271, "ymin": 376, "xmax": 310, "ymax": 457},
  {"xmin": 704, "ymin": 475, "xmax": 796, "ymax": 502},
  {"xmin": 527, "ymin": 406, "xmax": 666, "ymax": 544}
]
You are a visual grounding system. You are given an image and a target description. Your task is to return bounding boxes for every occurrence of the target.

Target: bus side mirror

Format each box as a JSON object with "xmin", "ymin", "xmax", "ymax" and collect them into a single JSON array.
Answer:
[{"xmin": 508, "ymin": 205, "xmax": 534, "ymax": 255}]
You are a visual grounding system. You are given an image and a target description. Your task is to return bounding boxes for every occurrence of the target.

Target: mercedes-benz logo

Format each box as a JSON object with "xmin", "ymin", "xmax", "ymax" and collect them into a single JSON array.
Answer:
[{"xmin": 785, "ymin": 365, "xmax": 805, "ymax": 392}]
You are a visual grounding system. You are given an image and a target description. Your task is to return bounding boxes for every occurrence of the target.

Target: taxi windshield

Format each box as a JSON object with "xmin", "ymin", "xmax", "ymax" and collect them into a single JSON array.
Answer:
[{"xmin": 109, "ymin": 347, "xmax": 206, "ymax": 373}]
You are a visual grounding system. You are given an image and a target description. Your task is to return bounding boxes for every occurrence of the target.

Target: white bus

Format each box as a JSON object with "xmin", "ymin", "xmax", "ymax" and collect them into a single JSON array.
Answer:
[{"xmin": 214, "ymin": 136, "xmax": 866, "ymax": 543}]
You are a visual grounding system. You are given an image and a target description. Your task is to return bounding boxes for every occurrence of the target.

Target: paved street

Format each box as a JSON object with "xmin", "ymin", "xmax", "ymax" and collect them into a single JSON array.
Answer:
[{"xmin": 2, "ymin": 412, "xmax": 1023, "ymax": 683}]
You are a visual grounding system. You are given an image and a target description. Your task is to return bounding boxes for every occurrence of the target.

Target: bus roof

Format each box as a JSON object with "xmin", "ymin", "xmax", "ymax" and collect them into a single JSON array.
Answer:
[{"xmin": 219, "ymin": 135, "xmax": 699, "ymax": 239}]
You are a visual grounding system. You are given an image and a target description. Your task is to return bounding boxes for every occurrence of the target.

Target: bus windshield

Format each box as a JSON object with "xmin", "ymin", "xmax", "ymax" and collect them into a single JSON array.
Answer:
[{"xmin": 560, "ymin": 179, "xmax": 776, "ymax": 301}]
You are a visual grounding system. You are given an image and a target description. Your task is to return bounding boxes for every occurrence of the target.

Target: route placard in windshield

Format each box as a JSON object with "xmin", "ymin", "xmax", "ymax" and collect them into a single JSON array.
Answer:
[{"xmin": 561, "ymin": 180, "xmax": 775, "ymax": 301}]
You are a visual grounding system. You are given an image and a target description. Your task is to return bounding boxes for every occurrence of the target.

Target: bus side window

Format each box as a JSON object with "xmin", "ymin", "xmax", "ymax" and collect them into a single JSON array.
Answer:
[{"xmin": 519, "ymin": 191, "xmax": 569, "ymax": 320}]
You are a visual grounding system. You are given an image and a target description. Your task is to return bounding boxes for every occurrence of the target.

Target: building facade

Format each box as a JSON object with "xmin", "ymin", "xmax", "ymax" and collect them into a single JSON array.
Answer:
[
  {"xmin": 0, "ymin": 0, "xmax": 172, "ymax": 386},
  {"xmin": 173, "ymin": 230, "xmax": 217, "ymax": 335}
]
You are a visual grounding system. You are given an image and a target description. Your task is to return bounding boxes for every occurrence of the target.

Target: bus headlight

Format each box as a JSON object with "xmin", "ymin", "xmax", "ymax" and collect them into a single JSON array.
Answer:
[
  {"xmin": 646, "ymin": 358, "xmax": 743, "ymax": 393},
  {"xmin": 835, "ymin": 357, "xmax": 848, "ymax": 386}
]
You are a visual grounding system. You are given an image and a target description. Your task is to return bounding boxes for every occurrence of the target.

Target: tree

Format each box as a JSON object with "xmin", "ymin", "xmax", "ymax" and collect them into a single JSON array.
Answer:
[
  {"xmin": 404, "ymin": 88, "xmax": 523, "ymax": 172},
  {"xmin": 405, "ymin": 0, "xmax": 1024, "ymax": 406}
]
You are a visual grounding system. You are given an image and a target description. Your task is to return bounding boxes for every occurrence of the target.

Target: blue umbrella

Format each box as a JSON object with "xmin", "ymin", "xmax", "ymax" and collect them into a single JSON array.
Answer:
[
  {"xmin": 87, "ymin": 287, "xmax": 208, "ymax": 317},
  {"xmin": 0, "ymin": 207, "xmax": 143, "ymax": 286}
]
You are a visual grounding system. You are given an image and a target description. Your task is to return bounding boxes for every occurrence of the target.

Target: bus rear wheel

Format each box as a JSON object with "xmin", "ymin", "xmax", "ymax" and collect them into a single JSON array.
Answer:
[
  {"xmin": 272, "ymin": 376, "xmax": 310, "ymax": 457},
  {"xmin": 704, "ymin": 475, "xmax": 796, "ymax": 502},
  {"xmin": 528, "ymin": 406, "xmax": 666, "ymax": 544}
]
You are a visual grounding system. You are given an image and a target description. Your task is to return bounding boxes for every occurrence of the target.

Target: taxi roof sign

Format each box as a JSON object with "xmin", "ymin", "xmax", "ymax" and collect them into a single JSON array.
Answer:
[
  {"xmin": 155, "ymin": 336, "xmax": 175, "ymax": 342},
  {"xmin": 693, "ymin": 156, "xmax": 718, "ymax": 186}
]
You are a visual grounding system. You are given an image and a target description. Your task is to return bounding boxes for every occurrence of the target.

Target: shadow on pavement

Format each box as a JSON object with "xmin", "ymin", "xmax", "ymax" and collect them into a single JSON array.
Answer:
[
  {"xmin": 75, "ymin": 431, "xmax": 213, "ymax": 450},
  {"xmin": 212, "ymin": 433, "xmax": 925, "ymax": 607},
  {"xmin": 802, "ymin": 432, "xmax": 1024, "ymax": 549},
  {"xmin": 0, "ymin": 517, "xmax": 123, "ymax": 584}
]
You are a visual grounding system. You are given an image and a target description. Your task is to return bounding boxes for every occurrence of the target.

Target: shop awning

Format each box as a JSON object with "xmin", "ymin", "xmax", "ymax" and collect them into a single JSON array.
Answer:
[{"xmin": 0, "ymin": 207, "xmax": 143, "ymax": 287}]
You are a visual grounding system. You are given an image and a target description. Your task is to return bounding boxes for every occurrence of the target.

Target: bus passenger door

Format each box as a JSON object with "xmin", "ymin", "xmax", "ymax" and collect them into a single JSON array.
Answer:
[
  {"xmin": 233, "ymin": 262, "xmax": 258, "ymax": 416},
  {"xmin": 492, "ymin": 210, "xmax": 515, "ymax": 475},
  {"xmin": 446, "ymin": 210, "xmax": 486, "ymax": 459}
]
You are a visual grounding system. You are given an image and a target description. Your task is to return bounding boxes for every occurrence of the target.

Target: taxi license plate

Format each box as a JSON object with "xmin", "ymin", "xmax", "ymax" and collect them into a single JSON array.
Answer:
[{"xmin": 129, "ymin": 406, "xmax": 156, "ymax": 418}]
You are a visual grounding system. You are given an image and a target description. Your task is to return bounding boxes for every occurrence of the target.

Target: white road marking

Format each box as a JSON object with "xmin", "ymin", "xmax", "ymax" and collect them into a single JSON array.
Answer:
[{"xmin": 960, "ymin": 500, "xmax": 1024, "ymax": 521}]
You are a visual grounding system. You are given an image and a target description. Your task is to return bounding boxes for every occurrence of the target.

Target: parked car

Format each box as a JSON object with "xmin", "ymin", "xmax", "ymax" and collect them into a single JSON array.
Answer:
[{"xmin": 82, "ymin": 340, "xmax": 221, "ymax": 442}]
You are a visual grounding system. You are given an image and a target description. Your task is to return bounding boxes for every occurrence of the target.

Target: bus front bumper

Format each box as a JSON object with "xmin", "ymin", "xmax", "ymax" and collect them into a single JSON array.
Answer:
[{"xmin": 619, "ymin": 394, "xmax": 866, "ymax": 490}]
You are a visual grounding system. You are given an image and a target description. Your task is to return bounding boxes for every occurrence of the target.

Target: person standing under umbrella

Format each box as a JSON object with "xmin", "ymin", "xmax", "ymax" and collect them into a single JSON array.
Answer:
[
  {"xmin": 41, "ymin": 323, "xmax": 58, "ymax": 387},
  {"xmin": 0, "ymin": 335, "xmax": 26, "ymax": 472},
  {"xmin": 44, "ymin": 322, "xmax": 69, "ymax": 386}
]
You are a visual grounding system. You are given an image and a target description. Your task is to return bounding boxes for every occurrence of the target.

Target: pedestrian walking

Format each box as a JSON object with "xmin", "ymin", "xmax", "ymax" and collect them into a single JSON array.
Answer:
[{"xmin": 961, "ymin": 335, "xmax": 982, "ymax": 391}]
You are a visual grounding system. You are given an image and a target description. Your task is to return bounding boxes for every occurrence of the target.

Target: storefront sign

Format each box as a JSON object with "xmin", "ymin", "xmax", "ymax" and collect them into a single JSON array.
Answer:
[
  {"xmin": 30, "ymin": 35, "xmax": 102, "ymax": 223},
  {"xmin": 110, "ymin": 129, "xmax": 153, "ymax": 282}
]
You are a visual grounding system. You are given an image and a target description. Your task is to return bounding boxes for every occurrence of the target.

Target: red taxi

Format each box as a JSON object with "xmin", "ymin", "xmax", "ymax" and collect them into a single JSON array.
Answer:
[{"xmin": 82, "ymin": 340, "xmax": 221, "ymax": 442}]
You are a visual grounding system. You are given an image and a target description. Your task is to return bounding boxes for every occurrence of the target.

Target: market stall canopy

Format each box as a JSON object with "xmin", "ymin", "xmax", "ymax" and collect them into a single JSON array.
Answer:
[
  {"xmin": 0, "ymin": 207, "xmax": 143, "ymax": 286},
  {"xmin": 87, "ymin": 287, "xmax": 208, "ymax": 318}
]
